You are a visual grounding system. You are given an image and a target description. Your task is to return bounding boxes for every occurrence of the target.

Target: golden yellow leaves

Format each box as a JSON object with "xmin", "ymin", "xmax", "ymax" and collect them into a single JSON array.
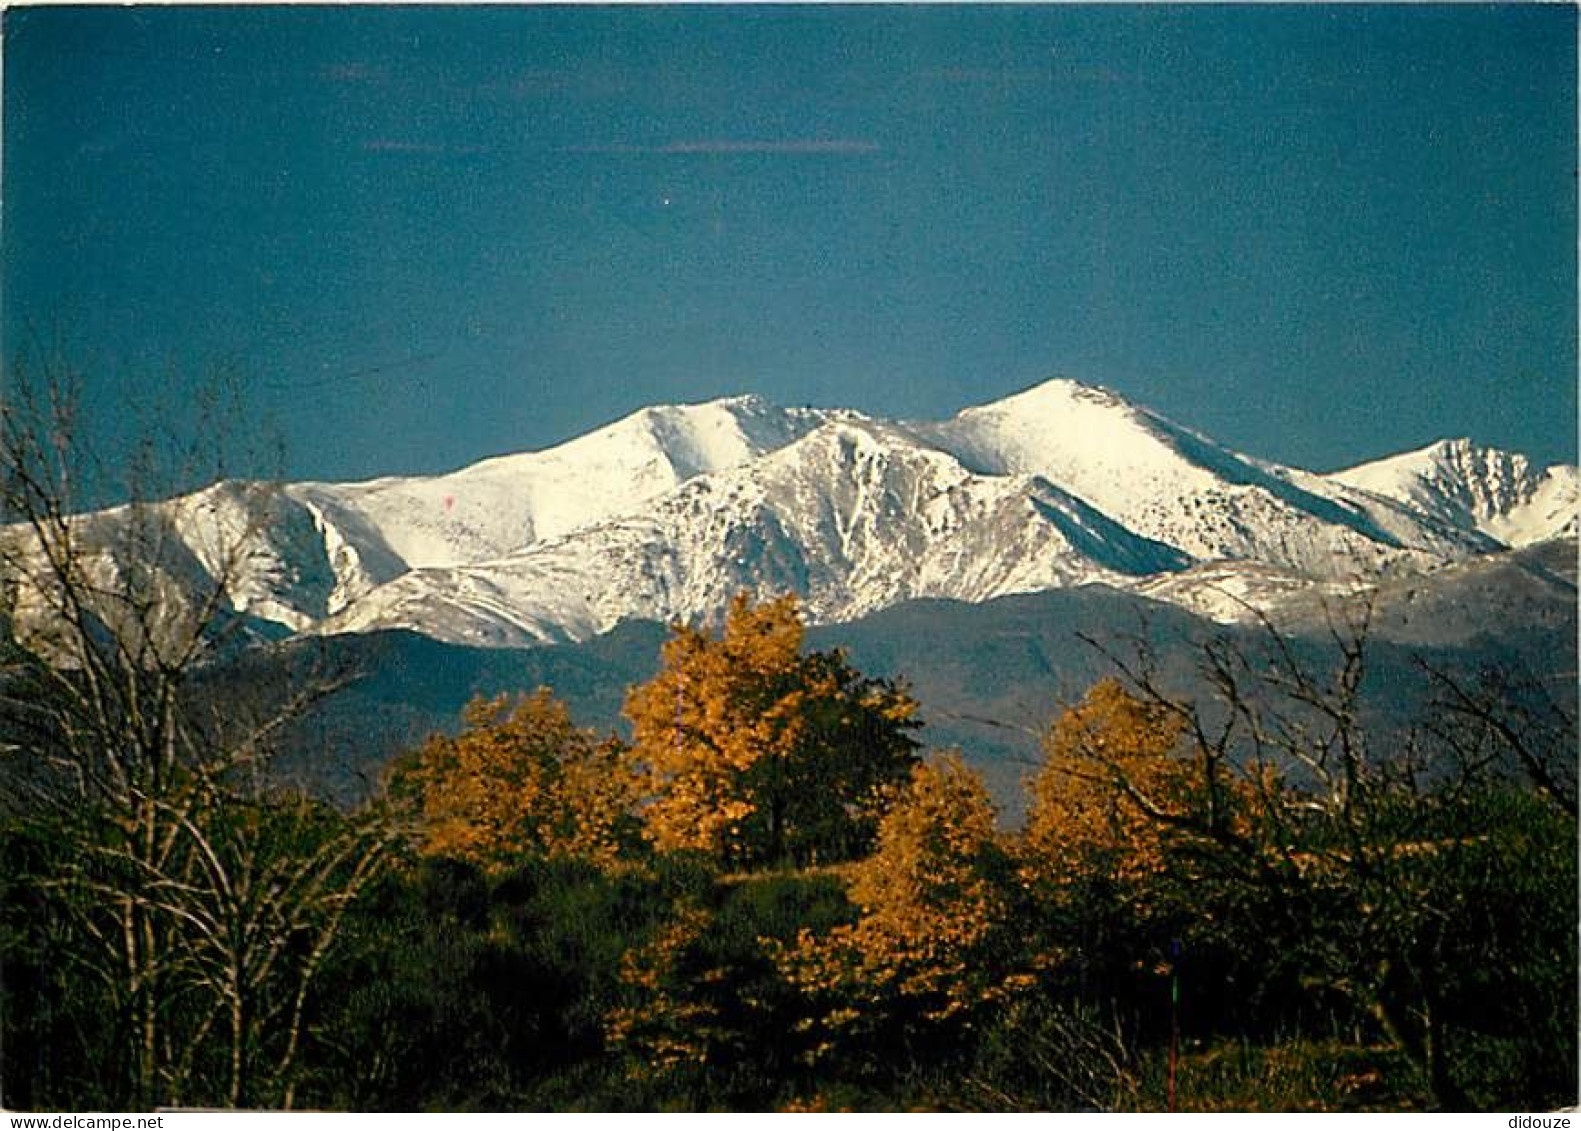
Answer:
[
  {"xmin": 849, "ymin": 753, "xmax": 1003, "ymax": 926},
  {"xmin": 624, "ymin": 592, "xmax": 919, "ymax": 869},
  {"xmin": 391, "ymin": 688, "xmax": 636, "ymax": 871},
  {"xmin": 1019, "ymin": 677, "xmax": 1268, "ymax": 936},
  {"xmin": 396, "ymin": 593, "xmax": 915, "ymax": 877},
  {"xmin": 604, "ymin": 900, "xmax": 725, "ymax": 1076},
  {"xmin": 771, "ymin": 755, "xmax": 1029, "ymax": 1055},
  {"xmin": 1024, "ymin": 677, "xmax": 1192, "ymax": 886},
  {"xmin": 625, "ymin": 594, "xmax": 806, "ymax": 860}
]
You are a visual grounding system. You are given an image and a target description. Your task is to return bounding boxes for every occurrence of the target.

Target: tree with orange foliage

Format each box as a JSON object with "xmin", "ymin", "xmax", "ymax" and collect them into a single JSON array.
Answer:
[
  {"xmin": 772, "ymin": 754, "xmax": 1041, "ymax": 1065},
  {"xmin": 391, "ymin": 688, "xmax": 637, "ymax": 871},
  {"xmin": 1019, "ymin": 674, "xmax": 1268, "ymax": 980},
  {"xmin": 1024, "ymin": 677, "xmax": 1198, "ymax": 886},
  {"xmin": 624, "ymin": 593, "xmax": 919, "ymax": 869}
]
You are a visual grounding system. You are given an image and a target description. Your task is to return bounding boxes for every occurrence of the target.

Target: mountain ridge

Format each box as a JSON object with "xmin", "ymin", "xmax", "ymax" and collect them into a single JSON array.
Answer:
[{"xmin": 9, "ymin": 376, "xmax": 1574, "ymax": 649}]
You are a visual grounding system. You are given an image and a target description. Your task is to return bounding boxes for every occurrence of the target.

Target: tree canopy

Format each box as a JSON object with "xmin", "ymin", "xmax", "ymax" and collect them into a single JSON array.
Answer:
[
  {"xmin": 624, "ymin": 593, "xmax": 920, "ymax": 870},
  {"xmin": 390, "ymin": 688, "xmax": 637, "ymax": 871}
]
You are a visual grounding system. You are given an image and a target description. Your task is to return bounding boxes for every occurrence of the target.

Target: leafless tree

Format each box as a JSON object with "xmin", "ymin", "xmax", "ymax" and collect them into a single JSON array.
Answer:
[
  {"xmin": 1070, "ymin": 592, "xmax": 1575, "ymax": 1108},
  {"xmin": 0, "ymin": 350, "xmax": 394, "ymax": 1109}
]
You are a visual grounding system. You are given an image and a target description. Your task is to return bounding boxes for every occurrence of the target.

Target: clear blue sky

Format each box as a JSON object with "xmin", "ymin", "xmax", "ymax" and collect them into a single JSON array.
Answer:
[{"xmin": 3, "ymin": 4, "xmax": 1575, "ymax": 486}]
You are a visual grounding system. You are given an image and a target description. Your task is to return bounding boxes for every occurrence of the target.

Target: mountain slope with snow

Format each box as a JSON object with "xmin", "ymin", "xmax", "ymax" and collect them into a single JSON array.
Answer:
[
  {"xmin": 922, "ymin": 379, "xmax": 1493, "ymax": 574},
  {"xmin": 195, "ymin": 396, "xmax": 835, "ymax": 627},
  {"xmin": 285, "ymin": 394, "xmax": 833, "ymax": 570},
  {"xmin": 8, "ymin": 378, "xmax": 1574, "ymax": 649},
  {"xmin": 1325, "ymin": 437, "xmax": 1579, "ymax": 547},
  {"xmin": 314, "ymin": 416, "xmax": 1199, "ymax": 645}
]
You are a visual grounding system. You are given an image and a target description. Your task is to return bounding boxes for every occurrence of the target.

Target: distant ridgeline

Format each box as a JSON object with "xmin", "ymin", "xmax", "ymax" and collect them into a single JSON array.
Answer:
[{"xmin": 10, "ymin": 378, "xmax": 1576, "ymax": 650}]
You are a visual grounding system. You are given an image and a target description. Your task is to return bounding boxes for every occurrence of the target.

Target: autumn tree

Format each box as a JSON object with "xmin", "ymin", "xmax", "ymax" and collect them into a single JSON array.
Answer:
[
  {"xmin": 1024, "ymin": 677, "xmax": 1195, "ymax": 886},
  {"xmin": 773, "ymin": 755, "xmax": 1039, "ymax": 1068},
  {"xmin": 391, "ymin": 688, "xmax": 639, "ymax": 871},
  {"xmin": 624, "ymin": 593, "xmax": 919, "ymax": 870}
]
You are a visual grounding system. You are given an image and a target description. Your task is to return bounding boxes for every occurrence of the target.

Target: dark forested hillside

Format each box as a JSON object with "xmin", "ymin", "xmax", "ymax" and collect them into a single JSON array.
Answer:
[{"xmin": 265, "ymin": 555, "xmax": 1577, "ymax": 824}]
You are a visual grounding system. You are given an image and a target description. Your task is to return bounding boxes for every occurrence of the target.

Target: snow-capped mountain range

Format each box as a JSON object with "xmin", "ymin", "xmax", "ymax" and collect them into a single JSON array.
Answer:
[{"xmin": 15, "ymin": 378, "xmax": 1579, "ymax": 649}]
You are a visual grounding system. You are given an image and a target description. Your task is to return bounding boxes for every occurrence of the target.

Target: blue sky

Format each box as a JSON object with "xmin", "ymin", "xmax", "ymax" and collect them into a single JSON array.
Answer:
[{"xmin": 3, "ymin": 4, "xmax": 1575, "ymax": 486}]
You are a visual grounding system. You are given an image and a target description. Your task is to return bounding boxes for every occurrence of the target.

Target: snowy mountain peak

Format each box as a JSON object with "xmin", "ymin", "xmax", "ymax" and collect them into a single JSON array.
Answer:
[
  {"xmin": 937, "ymin": 376, "xmax": 1189, "ymax": 476},
  {"xmin": 1433, "ymin": 436, "xmax": 1478, "ymax": 456},
  {"xmin": 922, "ymin": 375, "xmax": 1357, "ymax": 563},
  {"xmin": 1328, "ymin": 437, "xmax": 1577, "ymax": 547},
  {"xmin": 1339, "ymin": 436, "xmax": 1527, "ymax": 492},
  {"xmin": 280, "ymin": 394, "xmax": 835, "ymax": 578},
  {"xmin": 946, "ymin": 377, "xmax": 1163, "ymax": 447},
  {"xmin": 961, "ymin": 375, "xmax": 1137, "ymax": 414},
  {"xmin": 14, "ymin": 377, "xmax": 1575, "ymax": 649},
  {"xmin": 615, "ymin": 394, "xmax": 836, "ymax": 480}
]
